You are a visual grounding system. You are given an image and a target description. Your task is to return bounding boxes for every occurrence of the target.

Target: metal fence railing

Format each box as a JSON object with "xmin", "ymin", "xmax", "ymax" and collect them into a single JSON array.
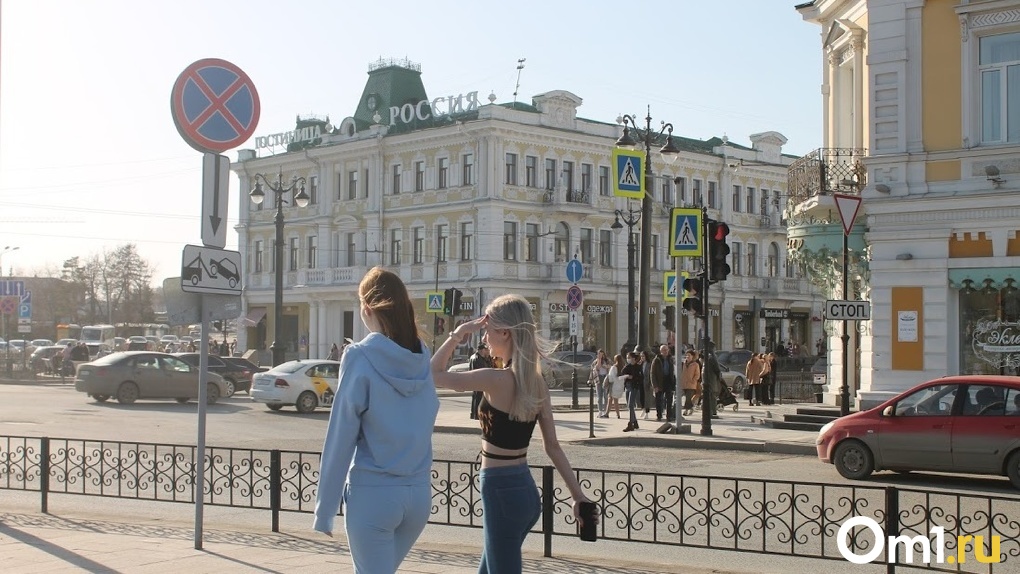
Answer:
[{"xmin": 2, "ymin": 435, "xmax": 1017, "ymax": 573}]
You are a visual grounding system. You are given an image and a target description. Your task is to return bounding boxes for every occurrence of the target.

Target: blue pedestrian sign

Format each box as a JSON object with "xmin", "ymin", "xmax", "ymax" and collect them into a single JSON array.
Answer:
[
  {"xmin": 566, "ymin": 259, "xmax": 583, "ymax": 284},
  {"xmin": 663, "ymin": 272, "xmax": 677, "ymax": 303},
  {"xmin": 426, "ymin": 291, "xmax": 445, "ymax": 313},
  {"xmin": 669, "ymin": 208, "xmax": 702, "ymax": 257},
  {"xmin": 611, "ymin": 148, "xmax": 644, "ymax": 199}
]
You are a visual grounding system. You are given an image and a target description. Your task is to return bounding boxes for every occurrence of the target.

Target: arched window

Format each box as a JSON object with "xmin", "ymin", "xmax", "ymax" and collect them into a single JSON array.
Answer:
[
  {"xmin": 767, "ymin": 242, "xmax": 780, "ymax": 278},
  {"xmin": 554, "ymin": 222, "xmax": 570, "ymax": 262}
]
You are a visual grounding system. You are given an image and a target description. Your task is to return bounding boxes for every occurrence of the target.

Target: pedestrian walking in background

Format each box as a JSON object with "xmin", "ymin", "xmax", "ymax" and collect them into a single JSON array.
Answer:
[
  {"xmin": 702, "ymin": 342, "xmax": 722, "ymax": 419},
  {"xmin": 327, "ymin": 343, "xmax": 340, "ymax": 361},
  {"xmin": 602, "ymin": 353, "xmax": 625, "ymax": 419},
  {"xmin": 591, "ymin": 349, "xmax": 610, "ymax": 416},
  {"xmin": 650, "ymin": 345, "xmax": 676, "ymax": 422},
  {"xmin": 680, "ymin": 350, "xmax": 701, "ymax": 416},
  {"xmin": 431, "ymin": 294, "xmax": 596, "ymax": 572},
  {"xmin": 621, "ymin": 351, "xmax": 644, "ymax": 431},
  {"xmin": 468, "ymin": 342, "xmax": 492, "ymax": 420},
  {"xmin": 745, "ymin": 353, "xmax": 765, "ymax": 406},
  {"xmin": 313, "ymin": 267, "xmax": 439, "ymax": 574},
  {"xmin": 762, "ymin": 352, "xmax": 776, "ymax": 405}
]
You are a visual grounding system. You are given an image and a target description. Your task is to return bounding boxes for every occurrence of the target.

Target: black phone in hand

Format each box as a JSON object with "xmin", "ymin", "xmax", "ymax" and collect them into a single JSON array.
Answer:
[{"xmin": 579, "ymin": 501, "xmax": 597, "ymax": 542}]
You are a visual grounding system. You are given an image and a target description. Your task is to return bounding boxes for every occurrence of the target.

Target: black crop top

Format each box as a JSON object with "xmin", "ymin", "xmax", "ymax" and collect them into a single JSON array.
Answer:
[{"xmin": 478, "ymin": 395, "xmax": 537, "ymax": 450}]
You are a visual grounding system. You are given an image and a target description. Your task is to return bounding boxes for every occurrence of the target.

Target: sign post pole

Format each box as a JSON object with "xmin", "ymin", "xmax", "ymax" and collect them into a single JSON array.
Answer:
[{"xmin": 834, "ymin": 194, "xmax": 863, "ymax": 417}]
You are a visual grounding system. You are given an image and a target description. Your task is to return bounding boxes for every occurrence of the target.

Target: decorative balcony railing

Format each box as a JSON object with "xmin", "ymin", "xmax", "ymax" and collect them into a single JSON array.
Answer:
[
  {"xmin": 787, "ymin": 148, "xmax": 867, "ymax": 208},
  {"xmin": 566, "ymin": 189, "xmax": 590, "ymax": 204}
]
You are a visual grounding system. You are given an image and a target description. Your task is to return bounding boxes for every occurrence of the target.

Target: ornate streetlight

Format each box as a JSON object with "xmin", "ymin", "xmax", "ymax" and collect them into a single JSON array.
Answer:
[
  {"xmin": 250, "ymin": 169, "xmax": 310, "ymax": 367},
  {"xmin": 615, "ymin": 109, "xmax": 679, "ymax": 353},
  {"xmin": 611, "ymin": 209, "xmax": 640, "ymax": 350}
]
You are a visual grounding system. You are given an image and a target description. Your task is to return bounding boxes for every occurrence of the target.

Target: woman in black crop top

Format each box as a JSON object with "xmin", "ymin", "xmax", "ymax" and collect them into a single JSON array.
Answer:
[{"xmin": 432, "ymin": 294, "xmax": 596, "ymax": 573}]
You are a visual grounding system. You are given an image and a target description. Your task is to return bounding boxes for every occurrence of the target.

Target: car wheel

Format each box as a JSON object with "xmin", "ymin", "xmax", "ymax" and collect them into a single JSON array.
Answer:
[
  {"xmin": 733, "ymin": 377, "xmax": 746, "ymax": 394},
  {"xmin": 206, "ymin": 383, "xmax": 221, "ymax": 405},
  {"xmin": 266, "ymin": 404, "xmax": 283, "ymax": 411},
  {"xmin": 295, "ymin": 391, "xmax": 318, "ymax": 413},
  {"xmin": 833, "ymin": 440, "xmax": 875, "ymax": 481},
  {"xmin": 175, "ymin": 398, "xmax": 190, "ymax": 404},
  {"xmin": 116, "ymin": 382, "xmax": 139, "ymax": 405},
  {"xmin": 92, "ymin": 394, "xmax": 110, "ymax": 403},
  {"xmin": 223, "ymin": 379, "xmax": 236, "ymax": 397},
  {"xmin": 1006, "ymin": 450, "xmax": 1020, "ymax": 490}
]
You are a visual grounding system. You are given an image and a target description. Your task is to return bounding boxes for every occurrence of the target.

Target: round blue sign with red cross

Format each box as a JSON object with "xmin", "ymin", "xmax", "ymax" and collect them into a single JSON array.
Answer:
[{"xmin": 171, "ymin": 58, "xmax": 260, "ymax": 154}]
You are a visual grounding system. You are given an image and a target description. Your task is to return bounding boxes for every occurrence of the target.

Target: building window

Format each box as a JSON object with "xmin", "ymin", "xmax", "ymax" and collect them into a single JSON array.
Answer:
[
  {"xmin": 732, "ymin": 185, "xmax": 742, "ymax": 212},
  {"xmin": 580, "ymin": 228, "xmax": 593, "ymax": 263},
  {"xmin": 346, "ymin": 233, "xmax": 356, "ymax": 267},
  {"xmin": 390, "ymin": 229, "xmax": 402, "ymax": 265},
  {"xmin": 438, "ymin": 157, "xmax": 449, "ymax": 189},
  {"xmin": 676, "ymin": 176, "xmax": 687, "ymax": 204},
  {"xmin": 545, "ymin": 159, "xmax": 557, "ymax": 190},
  {"xmin": 412, "ymin": 227, "xmax": 424, "ymax": 264},
  {"xmin": 525, "ymin": 223, "xmax": 539, "ymax": 262},
  {"xmin": 746, "ymin": 187, "xmax": 756, "ymax": 214},
  {"xmin": 562, "ymin": 161, "xmax": 574, "ymax": 192},
  {"xmin": 525, "ymin": 155, "xmax": 537, "ymax": 187},
  {"xmin": 554, "ymin": 224, "xmax": 569, "ymax": 263},
  {"xmin": 651, "ymin": 234, "xmax": 660, "ymax": 271},
  {"xmin": 363, "ymin": 168, "xmax": 369, "ymax": 198},
  {"xmin": 693, "ymin": 179, "xmax": 702, "ymax": 205},
  {"xmin": 707, "ymin": 181, "xmax": 717, "ymax": 209},
  {"xmin": 599, "ymin": 230, "xmax": 612, "ymax": 267},
  {"xmin": 308, "ymin": 175, "xmax": 318, "ymax": 205},
  {"xmin": 747, "ymin": 243, "xmax": 758, "ymax": 277},
  {"xmin": 599, "ymin": 166, "xmax": 610, "ymax": 196},
  {"xmin": 503, "ymin": 221, "xmax": 517, "ymax": 261},
  {"xmin": 505, "ymin": 153, "xmax": 518, "ymax": 185},
  {"xmin": 980, "ymin": 32, "xmax": 1020, "ymax": 144},
  {"xmin": 331, "ymin": 233, "xmax": 340, "ymax": 267},
  {"xmin": 661, "ymin": 178, "xmax": 673, "ymax": 205},
  {"xmin": 392, "ymin": 164, "xmax": 401, "ymax": 195},
  {"xmin": 348, "ymin": 170, "xmax": 358, "ymax": 200},
  {"xmin": 761, "ymin": 190, "xmax": 770, "ymax": 216},
  {"xmin": 436, "ymin": 224, "xmax": 448, "ymax": 262},
  {"xmin": 253, "ymin": 240, "xmax": 263, "ymax": 273},
  {"xmin": 767, "ymin": 242, "xmax": 780, "ymax": 277},
  {"xmin": 289, "ymin": 237, "xmax": 299, "ymax": 271},
  {"xmin": 415, "ymin": 161, "xmax": 425, "ymax": 192},
  {"xmin": 732, "ymin": 242, "xmax": 743, "ymax": 276},
  {"xmin": 306, "ymin": 235, "xmax": 317, "ymax": 269},
  {"xmin": 581, "ymin": 163, "xmax": 593, "ymax": 192},
  {"xmin": 460, "ymin": 222, "xmax": 473, "ymax": 260},
  {"xmin": 462, "ymin": 153, "xmax": 473, "ymax": 185}
]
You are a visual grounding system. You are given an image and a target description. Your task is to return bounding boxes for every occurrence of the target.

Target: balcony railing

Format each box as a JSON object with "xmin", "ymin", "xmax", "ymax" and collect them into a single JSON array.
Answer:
[
  {"xmin": 787, "ymin": 148, "xmax": 867, "ymax": 208},
  {"xmin": 566, "ymin": 189, "xmax": 589, "ymax": 204}
]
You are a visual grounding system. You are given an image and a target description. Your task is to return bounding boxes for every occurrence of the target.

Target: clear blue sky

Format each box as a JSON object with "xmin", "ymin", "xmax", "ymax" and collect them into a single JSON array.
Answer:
[{"xmin": 0, "ymin": 0, "xmax": 821, "ymax": 282}]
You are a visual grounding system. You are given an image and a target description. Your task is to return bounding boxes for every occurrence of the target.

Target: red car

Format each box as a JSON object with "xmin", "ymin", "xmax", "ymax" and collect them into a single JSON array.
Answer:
[{"xmin": 816, "ymin": 375, "xmax": 1020, "ymax": 489}]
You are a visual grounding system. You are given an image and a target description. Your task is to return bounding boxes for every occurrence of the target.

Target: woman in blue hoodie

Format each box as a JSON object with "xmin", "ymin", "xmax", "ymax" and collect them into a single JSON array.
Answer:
[
  {"xmin": 432, "ymin": 294, "xmax": 595, "ymax": 573},
  {"xmin": 313, "ymin": 267, "xmax": 439, "ymax": 573}
]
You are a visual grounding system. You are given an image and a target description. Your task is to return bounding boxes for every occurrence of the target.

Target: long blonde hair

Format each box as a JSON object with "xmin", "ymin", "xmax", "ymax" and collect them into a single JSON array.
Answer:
[{"xmin": 485, "ymin": 294, "xmax": 549, "ymax": 421}]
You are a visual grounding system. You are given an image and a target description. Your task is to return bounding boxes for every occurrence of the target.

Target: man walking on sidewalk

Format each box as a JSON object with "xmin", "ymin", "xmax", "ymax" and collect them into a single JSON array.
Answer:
[{"xmin": 650, "ymin": 345, "xmax": 676, "ymax": 421}]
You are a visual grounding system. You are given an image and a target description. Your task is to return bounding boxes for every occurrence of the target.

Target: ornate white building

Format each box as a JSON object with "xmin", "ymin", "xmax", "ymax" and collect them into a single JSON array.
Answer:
[{"xmin": 233, "ymin": 59, "xmax": 822, "ymax": 363}]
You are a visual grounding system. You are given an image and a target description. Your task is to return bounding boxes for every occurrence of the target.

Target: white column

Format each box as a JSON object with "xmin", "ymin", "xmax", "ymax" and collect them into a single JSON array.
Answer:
[{"xmin": 308, "ymin": 301, "xmax": 320, "ymax": 359}]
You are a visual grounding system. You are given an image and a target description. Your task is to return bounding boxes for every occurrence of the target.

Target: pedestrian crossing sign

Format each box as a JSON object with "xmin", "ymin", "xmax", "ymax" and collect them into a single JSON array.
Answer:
[
  {"xmin": 611, "ymin": 148, "xmax": 644, "ymax": 199},
  {"xmin": 664, "ymin": 272, "xmax": 677, "ymax": 302},
  {"xmin": 426, "ymin": 291, "xmax": 444, "ymax": 313},
  {"xmin": 669, "ymin": 208, "xmax": 702, "ymax": 257}
]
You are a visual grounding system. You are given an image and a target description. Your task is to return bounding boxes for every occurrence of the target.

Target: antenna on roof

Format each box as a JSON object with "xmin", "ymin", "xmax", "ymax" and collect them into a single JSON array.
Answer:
[{"xmin": 512, "ymin": 58, "xmax": 526, "ymax": 109}]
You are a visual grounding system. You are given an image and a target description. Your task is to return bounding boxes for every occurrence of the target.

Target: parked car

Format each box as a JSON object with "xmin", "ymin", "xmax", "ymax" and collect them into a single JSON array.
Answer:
[
  {"xmin": 28, "ymin": 338, "xmax": 55, "ymax": 354},
  {"xmin": 173, "ymin": 352, "xmax": 251, "ymax": 396},
  {"xmin": 250, "ymin": 359, "xmax": 340, "ymax": 413},
  {"xmin": 30, "ymin": 345, "xmax": 65, "ymax": 374},
  {"xmin": 542, "ymin": 350, "xmax": 599, "ymax": 388},
  {"xmin": 718, "ymin": 363, "xmax": 747, "ymax": 394},
  {"xmin": 716, "ymin": 349, "xmax": 753, "ymax": 372},
  {"xmin": 219, "ymin": 356, "xmax": 263, "ymax": 391},
  {"xmin": 127, "ymin": 336, "xmax": 149, "ymax": 351},
  {"xmin": 56, "ymin": 338, "xmax": 77, "ymax": 347},
  {"xmin": 73, "ymin": 351, "xmax": 228, "ymax": 405},
  {"xmin": 816, "ymin": 375, "xmax": 1020, "ymax": 489}
]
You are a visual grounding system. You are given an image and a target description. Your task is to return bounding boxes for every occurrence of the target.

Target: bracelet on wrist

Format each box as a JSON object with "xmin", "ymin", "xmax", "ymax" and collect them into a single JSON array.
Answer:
[{"xmin": 449, "ymin": 332, "xmax": 465, "ymax": 344}]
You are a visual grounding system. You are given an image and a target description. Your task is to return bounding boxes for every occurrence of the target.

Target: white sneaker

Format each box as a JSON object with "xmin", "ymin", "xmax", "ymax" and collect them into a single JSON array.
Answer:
[{"xmin": 642, "ymin": 412, "xmax": 649, "ymax": 420}]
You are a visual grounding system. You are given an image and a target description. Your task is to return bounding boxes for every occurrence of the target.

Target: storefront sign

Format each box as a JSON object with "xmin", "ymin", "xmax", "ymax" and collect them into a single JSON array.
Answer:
[
  {"xmin": 389, "ymin": 91, "xmax": 480, "ymax": 126},
  {"xmin": 586, "ymin": 305, "xmax": 613, "ymax": 314},
  {"xmin": 760, "ymin": 308, "xmax": 790, "ymax": 319},
  {"xmin": 549, "ymin": 302, "xmax": 569, "ymax": 313},
  {"xmin": 972, "ymin": 319, "xmax": 1020, "ymax": 368},
  {"xmin": 254, "ymin": 125, "xmax": 323, "ymax": 150}
]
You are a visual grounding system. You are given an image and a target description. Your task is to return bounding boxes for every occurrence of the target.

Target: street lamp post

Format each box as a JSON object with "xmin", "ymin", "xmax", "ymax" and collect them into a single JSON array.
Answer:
[
  {"xmin": 616, "ymin": 109, "xmax": 679, "ymax": 354},
  {"xmin": 250, "ymin": 169, "xmax": 309, "ymax": 367},
  {"xmin": 611, "ymin": 209, "xmax": 640, "ymax": 350},
  {"xmin": 1, "ymin": 246, "xmax": 19, "ymax": 277}
]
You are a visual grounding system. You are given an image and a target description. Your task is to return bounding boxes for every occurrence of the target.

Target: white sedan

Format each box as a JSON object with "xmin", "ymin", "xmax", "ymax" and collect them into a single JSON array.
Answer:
[{"xmin": 250, "ymin": 359, "xmax": 341, "ymax": 413}]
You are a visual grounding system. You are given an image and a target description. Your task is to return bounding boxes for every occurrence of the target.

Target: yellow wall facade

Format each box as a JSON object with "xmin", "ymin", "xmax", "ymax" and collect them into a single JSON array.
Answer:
[{"xmin": 922, "ymin": 2, "xmax": 962, "ymax": 153}]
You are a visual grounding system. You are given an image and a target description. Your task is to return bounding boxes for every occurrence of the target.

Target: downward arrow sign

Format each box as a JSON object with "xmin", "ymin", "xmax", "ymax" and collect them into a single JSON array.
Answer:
[
  {"xmin": 209, "ymin": 171, "xmax": 222, "ymax": 236},
  {"xmin": 202, "ymin": 153, "xmax": 230, "ymax": 248}
]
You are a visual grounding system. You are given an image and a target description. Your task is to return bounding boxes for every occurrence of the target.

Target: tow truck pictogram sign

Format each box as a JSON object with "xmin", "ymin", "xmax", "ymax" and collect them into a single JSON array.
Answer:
[{"xmin": 181, "ymin": 244, "xmax": 242, "ymax": 295}]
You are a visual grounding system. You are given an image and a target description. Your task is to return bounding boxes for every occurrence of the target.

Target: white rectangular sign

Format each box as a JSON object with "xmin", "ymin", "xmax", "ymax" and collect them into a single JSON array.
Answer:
[
  {"xmin": 201, "ymin": 153, "xmax": 230, "ymax": 248},
  {"xmin": 897, "ymin": 310, "xmax": 918, "ymax": 342},
  {"xmin": 824, "ymin": 299, "xmax": 871, "ymax": 321},
  {"xmin": 181, "ymin": 244, "xmax": 242, "ymax": 295},
  {"xmin": 569, "ymin": 309, "xmax": 579, "ymax": 336}
]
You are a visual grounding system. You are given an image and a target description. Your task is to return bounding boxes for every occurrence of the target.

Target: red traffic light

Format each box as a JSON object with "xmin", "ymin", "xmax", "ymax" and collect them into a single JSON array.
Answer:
[{"xmin": 713, "ymin": 222, "xmax": 730, "ymax": 241}]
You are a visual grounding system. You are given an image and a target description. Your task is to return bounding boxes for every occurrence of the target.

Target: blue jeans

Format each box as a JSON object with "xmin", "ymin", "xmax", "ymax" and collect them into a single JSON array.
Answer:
[
  {"xmin": 626, "ymin": 384, "xmax": 639, "ymax": 424},
  {"xmin": 595, "ymin": 378, "xmax": 606, "ymax": 413},
  {"xmin": 478, "ymin": 464, "xmax": 542, "ymax": 574},
  {"xmin": 343, "ymin": 483, "xmax": 431, "ymax": 574}
]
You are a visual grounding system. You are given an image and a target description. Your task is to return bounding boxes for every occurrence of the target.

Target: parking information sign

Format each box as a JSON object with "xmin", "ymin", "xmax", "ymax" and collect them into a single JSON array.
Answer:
[{"xmin": 181, "ymin": 244, "xmax": 242, "ymax": 295}]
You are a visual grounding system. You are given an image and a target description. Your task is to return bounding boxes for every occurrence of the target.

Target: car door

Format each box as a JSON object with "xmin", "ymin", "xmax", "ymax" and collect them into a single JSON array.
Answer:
[
  {"xmin": 158, "ymin": 355, "xmax": 197, "ymax": 398},
  {"xmin": 124, "ymin": 355, "xmax": 164, "ymax": 398},
  {"xmin": 878, "ymin": 383, "xmax": 959, "ymax": 470},
  {"xmin": 952, "ymin": 383, "xmax": 1013, "ymax": 473}
]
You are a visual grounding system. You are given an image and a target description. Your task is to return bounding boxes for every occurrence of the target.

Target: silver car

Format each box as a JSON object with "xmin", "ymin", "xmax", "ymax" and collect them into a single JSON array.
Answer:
[{"xmin": 74, "ymin": 351, "xmax": 228, "ymax": 405}]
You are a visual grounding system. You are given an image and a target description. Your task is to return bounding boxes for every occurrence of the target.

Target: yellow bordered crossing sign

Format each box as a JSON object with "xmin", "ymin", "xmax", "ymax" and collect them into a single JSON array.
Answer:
[
  {"xmin": 426, "ymin": 291, "xmax": 445, "ymax": 313},
  {"xmin": 669, "ymin": 208, "xmax": 702, "ymax": 257},
  {"xmin": 664, "ymin": 272, "xmax": 677, "ymax": 302},
  {"xmin": 611, "ymin": 148, "xmax": 644, "ymax": 199}
]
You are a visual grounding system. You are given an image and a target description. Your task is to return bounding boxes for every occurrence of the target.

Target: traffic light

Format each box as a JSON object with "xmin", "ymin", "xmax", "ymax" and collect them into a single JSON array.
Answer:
[
  {"xmin": 681, "ymin": 275, "xmax": 704, "ymax": 316},
  {"xmin": 451, "ymin": 288, "xmax": 463, "ymax": 315},
  {"xmin": 662, "ymin": 305, "xmax": 676, "ymax": 331},
  {"xmin": 707, "ymin": 220, "xmax": 731, "ymax": 282},
  {"xmin": 442, "ymin": 288, "xmax": 454, "ymax": 315}
]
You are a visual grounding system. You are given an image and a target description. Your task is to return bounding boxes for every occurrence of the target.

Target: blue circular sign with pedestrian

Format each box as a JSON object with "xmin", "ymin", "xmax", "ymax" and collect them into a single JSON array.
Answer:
[
  {"xmin": 566, "ymin": 259, "xmax": 583, "ymax": 284},
  {"xmin": 171, "ymin": 58, "xmax": 260, "ymax": 154}
]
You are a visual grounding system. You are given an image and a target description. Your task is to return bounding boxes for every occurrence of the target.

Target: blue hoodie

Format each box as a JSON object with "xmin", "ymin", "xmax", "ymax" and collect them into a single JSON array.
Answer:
[{"xmin": 313, "ymin": 332, "xmax": 439, "ymax": 534}]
